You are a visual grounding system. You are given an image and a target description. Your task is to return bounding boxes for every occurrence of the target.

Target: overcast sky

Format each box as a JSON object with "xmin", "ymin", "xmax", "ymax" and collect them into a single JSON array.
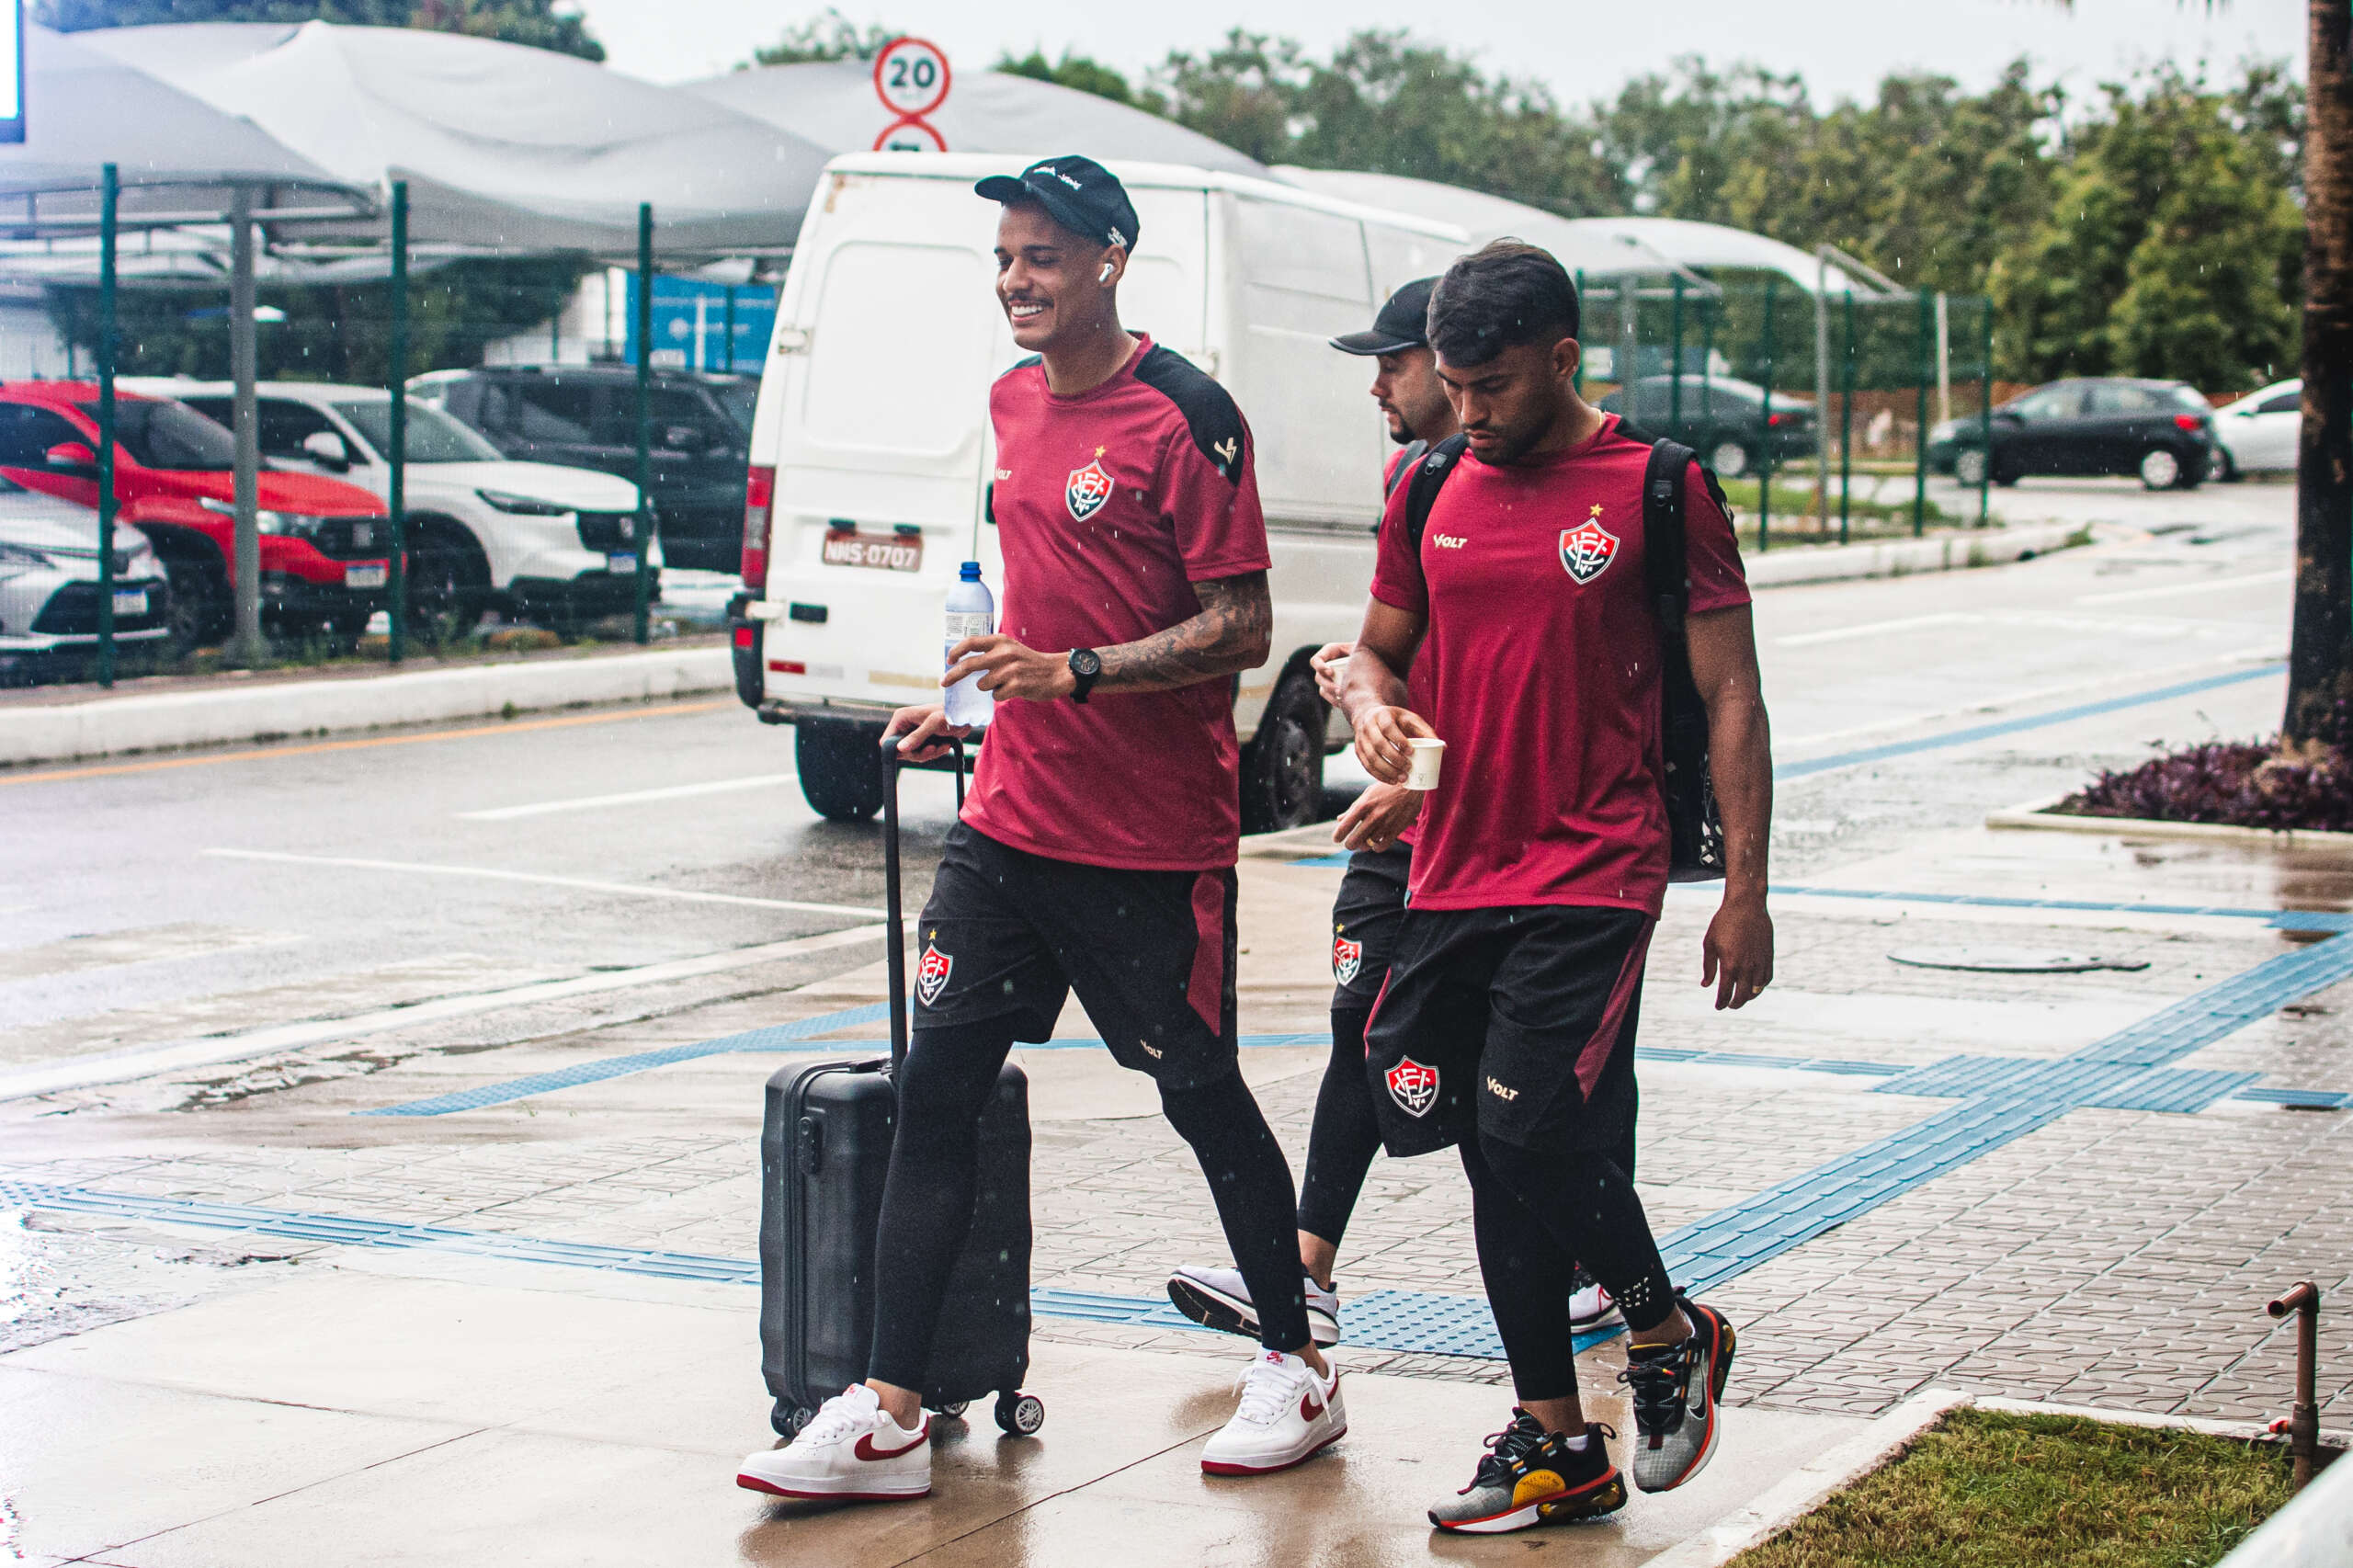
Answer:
[{"xmin": 575, "ymin": 0, "xmax": 2303, "ymax": 107}]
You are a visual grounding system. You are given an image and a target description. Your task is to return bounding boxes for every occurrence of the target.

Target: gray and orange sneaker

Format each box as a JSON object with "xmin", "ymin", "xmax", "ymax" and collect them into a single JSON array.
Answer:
[
  {"xmin": 1427, "ymin": 1411, "xmax": 1626, "ymax": 1534},
  {"xmin": 1623, "ymin": 1297, "xmax": 1737, "ymax": 1494}
]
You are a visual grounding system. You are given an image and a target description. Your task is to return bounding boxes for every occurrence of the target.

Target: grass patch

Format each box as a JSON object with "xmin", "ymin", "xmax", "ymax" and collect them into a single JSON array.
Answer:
[
  {"xmin": 1713, "ymin": 475, "xmax": 1961, "ymax": 543},
  {"xmin": 1729, "ymin": 1409, "xmax": 2290, "ymax": 1568}
]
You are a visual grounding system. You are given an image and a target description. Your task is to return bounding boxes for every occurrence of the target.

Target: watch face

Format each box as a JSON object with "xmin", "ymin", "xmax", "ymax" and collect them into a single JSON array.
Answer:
[{"xmin": 1071, "ymin": 649, "xmax": 1102, "ymax": 677}]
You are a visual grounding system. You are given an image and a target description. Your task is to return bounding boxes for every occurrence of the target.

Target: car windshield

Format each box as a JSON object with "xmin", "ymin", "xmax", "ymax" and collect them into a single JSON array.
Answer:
[
  {"xmin": 712, "ymin": 379, "xmax": 757, "ymax": 433},
  {"xmin": 332, "ymin": 400, "xmax": 504, "ymax": 463},
  {"xmin": 79, "ymin": 398, "xmax": 237, "ymax": 470}
]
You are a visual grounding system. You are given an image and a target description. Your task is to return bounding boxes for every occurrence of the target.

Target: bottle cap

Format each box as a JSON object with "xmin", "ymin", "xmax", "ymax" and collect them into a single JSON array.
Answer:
[{"xmin": 960, "ymin": 561, "xmax": 983, "ymax": 580}]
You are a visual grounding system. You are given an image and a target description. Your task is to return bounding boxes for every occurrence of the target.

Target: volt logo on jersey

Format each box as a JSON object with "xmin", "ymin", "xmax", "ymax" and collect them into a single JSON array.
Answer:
[
  {"xmin": 1386, "ymin": 1056, "xmax": 1440, "ymax": 1118},
  {"xmin": 1332, "ymin": 935, "xmax": 1363, "ymax": 985},
  {"xmin": 1559, "ymin": 505, "xmax": 1620, "ymax": 585},
  {"xmin": 915, "ymin": 944, "xmax": 953, "ymax": 1006},
  {"xmin": 1065, "ymin": 448, "xmax": 1115, "ymax": 521}
]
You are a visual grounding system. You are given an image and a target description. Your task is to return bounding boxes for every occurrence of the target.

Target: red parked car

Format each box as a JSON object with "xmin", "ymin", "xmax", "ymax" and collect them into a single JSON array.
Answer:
[{"xmin": 0, "ymin": 381, "xmax": 392, "ymax": 648}]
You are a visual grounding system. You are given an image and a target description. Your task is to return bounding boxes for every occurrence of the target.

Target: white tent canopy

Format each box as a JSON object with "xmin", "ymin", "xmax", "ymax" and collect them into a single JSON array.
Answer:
[
  {"xmin": 686, "ymin": 62, "xmax": 1272, "ymax": 180},
  {"xmin": 1560, "ymin": 217, "xmax": 1888, "ymax": 298},
  {"xmin": 75, "ymin": 22, "xmax": 831, "ymax": 258},
  {"xmin": 1275, "ymin": 167, "xmax": 1685, "ymax": 283}
]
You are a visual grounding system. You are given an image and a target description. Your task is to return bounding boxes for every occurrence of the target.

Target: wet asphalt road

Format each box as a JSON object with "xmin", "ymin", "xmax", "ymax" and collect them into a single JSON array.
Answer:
[{"xmin": 0, "ymin": 475, "xmax": 2301, "ymax": 1071}]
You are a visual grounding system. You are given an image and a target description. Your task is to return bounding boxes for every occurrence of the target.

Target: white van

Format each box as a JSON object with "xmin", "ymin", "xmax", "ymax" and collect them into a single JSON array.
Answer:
[{"xmin": 729, "ymin": 153, "xmax": 1467, "ymax": 827}]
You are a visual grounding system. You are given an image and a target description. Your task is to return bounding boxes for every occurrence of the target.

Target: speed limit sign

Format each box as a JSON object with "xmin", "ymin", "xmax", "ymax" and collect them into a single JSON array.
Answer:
[{"xmin": 872, "ymin": 37, "xmax": 950, "ymax": 120}]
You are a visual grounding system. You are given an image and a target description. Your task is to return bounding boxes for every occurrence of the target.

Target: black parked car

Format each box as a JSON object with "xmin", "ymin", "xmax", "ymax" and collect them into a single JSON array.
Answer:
[
  {"xmin": 411, "ymin": 366, "xmax": 755, "ymax": 572},
  {"xmin": 1927, "ymin": 377, "xmax": 2215, "ymax": 491},
  {"xmin": 1596, "ymin": 375, "xmax": 1814, "ymax": 480}
]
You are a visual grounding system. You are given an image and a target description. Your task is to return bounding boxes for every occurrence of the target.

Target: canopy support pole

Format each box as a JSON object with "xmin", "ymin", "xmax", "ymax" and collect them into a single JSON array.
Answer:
[
  {"xmin": 387, "ymin": 181, "xmax": 408, "ymax": 664},
  {"xmin": 633, "ymin": 202, "xmax": 653, "ymax": 647},
  {"xmin": 228, "ymin": 187, "xmax": 265, "ymax": 665},
  {"xmin": 96, "ymin": 165, "xmax": 118, "ymax": 689}
]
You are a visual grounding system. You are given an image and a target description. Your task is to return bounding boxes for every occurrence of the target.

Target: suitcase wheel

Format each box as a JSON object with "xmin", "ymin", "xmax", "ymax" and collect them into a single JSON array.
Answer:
[
  {"xmin": 995, "ymin": 1392, "xmax": 1045, "ymax": 1437},
  {"xmin": 772, "ymin": 1403, "xmax": 813, "ymax": 1439},
  {"xmin": 932, "ymin": 1401, "xmax": 969, "ymax": 1420}
]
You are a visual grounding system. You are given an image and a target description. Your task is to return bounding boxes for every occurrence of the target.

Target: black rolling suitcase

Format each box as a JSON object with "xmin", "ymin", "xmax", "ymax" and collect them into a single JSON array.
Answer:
[{"xmin": 756, "ymin": 737, "xmax": 1044, "ymax": 1439}]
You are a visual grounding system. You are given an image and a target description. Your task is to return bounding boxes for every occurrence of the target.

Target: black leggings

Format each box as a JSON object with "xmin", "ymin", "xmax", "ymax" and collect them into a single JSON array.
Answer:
[
  {"xmin": 1296, "ymin": 1006, "xmax": 1385, "ymax": 1250},
  {"xmin": 1462, "ymin": 1131, "xmax": 1676, "ymax": 1404},
  {"xmin": 867, "ymin": 1017, "xmax": 1311, "ymax": 1390}
]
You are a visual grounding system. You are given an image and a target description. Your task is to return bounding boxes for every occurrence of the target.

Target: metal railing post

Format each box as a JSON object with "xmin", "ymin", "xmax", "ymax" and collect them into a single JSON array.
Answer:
[
  {"xmin": 1978, "ymin": 295, "xmax": 1995, "ymax": 528},
  {"xmin": 96, "ymin": 165, "xmax": 119, "ymax": 688},
  {"xmin": 1838, "ymin": 289, "xmax": 1855, "ymax": 546},
  {"xmin": 1572, "ymin": 270, "xmax": 1585, "ymax": 394},
  {"xmin": 388, "ymin": 181, "xmax": 408, "ymax": 663},
  {"xmin": 633, "ymin": 202, "xmax": 654, "ymax": 646},
  {"xmin": 1758, "ymin": 280, "xmax": 1777, "ymax": 554},
  {"xmin": 1669, "ymin": 275, "xmax": 1685, "ymax": 435},
  {"xmin": 1912, "ymin": 289, "xmax": 1931, "ymax": 539}
]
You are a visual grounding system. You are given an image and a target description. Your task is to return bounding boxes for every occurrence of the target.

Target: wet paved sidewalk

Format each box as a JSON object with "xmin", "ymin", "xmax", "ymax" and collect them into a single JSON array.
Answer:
[{"xmin": 6, "ymin": 792, "xmax": 2352, "ymax": 1559}]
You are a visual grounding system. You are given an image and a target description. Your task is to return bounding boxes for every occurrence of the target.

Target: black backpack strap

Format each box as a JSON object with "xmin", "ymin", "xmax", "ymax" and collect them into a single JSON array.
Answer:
[
  {"xmin": 1383, "ymin": 437, "xmax": 1429, "ymax": 500},
  {"xmin": 1404, "ymin": 432, "xmax": 1471, "ymax": 555},
  {"xmin": 1642, "ymin": 437, "xmax": 1696, "ymax": 636}
]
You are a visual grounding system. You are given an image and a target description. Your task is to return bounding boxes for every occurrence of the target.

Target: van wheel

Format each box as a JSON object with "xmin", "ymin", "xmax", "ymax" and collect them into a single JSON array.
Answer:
[
  {"xmin": 797, "ymin": 718, "xmax": 886, "ymax": 823},
  {"xmin": 1241, "ymin": 670, "xmax": 1325, "ymax": 835}
]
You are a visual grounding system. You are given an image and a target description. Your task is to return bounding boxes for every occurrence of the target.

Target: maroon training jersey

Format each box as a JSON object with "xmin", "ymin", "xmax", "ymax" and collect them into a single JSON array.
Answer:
[
  {"xmin": 962, "ymin": 336, "xmax": 1272, "ymax": 870},
  {"xmin": 1370, "ymin": 414, "xmax": 1749, "ymax": 914}
]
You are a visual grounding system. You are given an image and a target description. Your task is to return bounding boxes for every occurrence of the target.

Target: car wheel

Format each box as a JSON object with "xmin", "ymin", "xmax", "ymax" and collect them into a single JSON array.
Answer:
[
  {"xmin": 404, "ymin": 520, "xmax": 490, "ymax": 644},
  {"xmin": 2138, "ymin": 447, "xmax": 2183, "ymax": 491},
  {"xmin": 1240, "ymin": 668, "xmax": 1326, "ymax": 835},
  {"xmin": 162, "ymin": 551, "xmax": 229, "ymax": 656},
  {"xmin": 1707, "ymin": 438, "xmax": 1753, "ymax": 480},
  {"xmin": 795, "ymin": 717, "xmax": 886, "ymax": 823},
  {"xmin": 1953, "ymin": 449, "xmax": 1989, "ymax": 487}
]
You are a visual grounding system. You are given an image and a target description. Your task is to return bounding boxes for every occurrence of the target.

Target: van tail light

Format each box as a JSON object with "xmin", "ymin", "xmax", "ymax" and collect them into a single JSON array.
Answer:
[
  {"xmin": 741, "ymin": 463, "xmax": 776, "ymax": 589},
  {"xmin": 2174, "ymin": 414, "xmax": 2207, "ymax": 433}
]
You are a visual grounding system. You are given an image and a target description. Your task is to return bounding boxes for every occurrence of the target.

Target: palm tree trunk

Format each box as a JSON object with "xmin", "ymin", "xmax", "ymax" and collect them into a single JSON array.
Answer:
[{"xmin": 2289, "ymin": 0, "xmax": 2353, "ymax": 744}]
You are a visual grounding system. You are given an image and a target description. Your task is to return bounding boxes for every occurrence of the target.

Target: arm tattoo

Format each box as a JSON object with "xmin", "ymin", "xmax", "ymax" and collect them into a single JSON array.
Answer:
[{"xmin": 1096, "ymin": 572, "xmax": 1273, "ymax": 694}]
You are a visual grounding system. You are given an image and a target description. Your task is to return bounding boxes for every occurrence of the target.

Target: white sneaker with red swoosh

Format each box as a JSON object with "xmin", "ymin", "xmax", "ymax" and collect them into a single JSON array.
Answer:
[
  {"xmin": 736, "ymin": 1383, "xmax": 930, "ymax": 1501},
  {"xmin": 1200, "ymin": 1349, "xmax": 1347, "ymax": 1476}
]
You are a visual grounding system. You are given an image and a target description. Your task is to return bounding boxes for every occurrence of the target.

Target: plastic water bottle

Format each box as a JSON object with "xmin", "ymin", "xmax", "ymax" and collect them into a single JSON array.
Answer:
[{"xmin": 943, "ymin": 561, "xmax": 995, "ymax": 728}]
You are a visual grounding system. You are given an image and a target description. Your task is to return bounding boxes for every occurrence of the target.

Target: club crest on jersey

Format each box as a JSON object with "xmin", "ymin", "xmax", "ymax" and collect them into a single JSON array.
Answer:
[
  {"xmin": 1385, "ymin": 1056, "xmax": 1440, "ymax": 1118},
  {"xmin": 1332, "ymin": 935, "xmax": 1363, "ymax": 985},
  {"xmin": 1559, "ymin": 505, "xmax": 1620, "ymax": 585},
  {"xmin": 916, "ymin": 944, "xmax": 953, "ymax": 1007},
  {"xmin": 1065, "ymin": 449, "xmax": 1114, "ymax": 521}
]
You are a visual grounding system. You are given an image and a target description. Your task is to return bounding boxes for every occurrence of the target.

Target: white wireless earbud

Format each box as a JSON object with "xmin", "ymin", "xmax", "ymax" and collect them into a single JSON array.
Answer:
[{"xmin": 1099, "ymin": 262, "xmax": 1114, "ymax": 282}]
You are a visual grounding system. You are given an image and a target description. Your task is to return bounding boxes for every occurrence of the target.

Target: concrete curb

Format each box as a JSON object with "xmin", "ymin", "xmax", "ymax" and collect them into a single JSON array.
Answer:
[
  {"xmin": 1988, "ymin": 795, "xmax": 2353, "ymax": 852},
  {"xmin": 1744, "ymin": 519, "xmax": 2086, "ymax": 589},
  {"xmin": 1644, "ymin": 1385, "xmax": 1971, "ymax": 1567},
  {"xmin": 0, "ymin": 646, "xmax": 733, "ymax": 769}
]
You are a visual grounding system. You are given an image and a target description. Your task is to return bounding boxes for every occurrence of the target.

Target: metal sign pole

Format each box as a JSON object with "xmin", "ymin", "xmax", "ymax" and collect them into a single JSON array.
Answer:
[
  {"xmin": 387, "ymin": 180, "xmax": 408, "ymax": 663},
  {"xmin": 96, "ymin": 165, "xmax": 118, "ymax": 688},
  {"xmin": 633, "ymin": 202, "xmax": 654, "ymax": 646}
]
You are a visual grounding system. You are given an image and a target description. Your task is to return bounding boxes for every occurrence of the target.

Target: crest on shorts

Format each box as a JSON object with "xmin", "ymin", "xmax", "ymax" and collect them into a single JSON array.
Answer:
[
  {"xmin": 1332, "ymin": 935, "xmax": 1363, "ymax": 986},
  {"xmin": 1385, "ymin": 1056, "xmax": 1440, "ymax": 1118},
  {"xmin": 1559, "ymin": 504, "xmax": 1620, "ymax": 585},
  {"xmin": 1065, "ymin": 448, "xmax": 1114, "ymax": 521},
  {"xmin": 915, "ymin": 944, "xmax": 953, "ymax": 1006}
]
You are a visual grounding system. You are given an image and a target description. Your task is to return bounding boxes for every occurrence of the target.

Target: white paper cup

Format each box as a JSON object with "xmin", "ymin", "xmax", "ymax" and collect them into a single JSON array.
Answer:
[{"xmin": 1404, "ymin": 736, "xmax": 1446, "ymax": 790}]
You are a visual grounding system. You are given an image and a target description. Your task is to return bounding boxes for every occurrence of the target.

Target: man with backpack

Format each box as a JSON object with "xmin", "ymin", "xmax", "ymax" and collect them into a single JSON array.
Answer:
[
  {"xmin": 735, "ymin": 155, "xmax": 1342, "ymax": 1506},
  {"xmin": 1340, "ymin": 241, "xmax": 1775, "ymax": 1533}
]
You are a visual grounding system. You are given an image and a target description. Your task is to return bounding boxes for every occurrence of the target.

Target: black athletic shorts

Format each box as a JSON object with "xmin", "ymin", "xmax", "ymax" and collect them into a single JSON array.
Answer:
[
  {"xmin": 1364, "ymin": 904, "xmax": 1652, "ymax": 1159},
  {"xmin": 1330, "ymin": 843, "xmax": 1413, "ymax": 1010},
  {"xmin": 912, "ymin": 823, "xmax": 1240, "ymax": 1091}
]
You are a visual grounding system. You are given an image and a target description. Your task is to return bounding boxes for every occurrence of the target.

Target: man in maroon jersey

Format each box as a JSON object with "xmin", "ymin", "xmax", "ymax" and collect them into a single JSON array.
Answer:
[
  {"xmin": 735, "ymin": 156, "xmax": 1340, "ymax": 1507},
  {"xmin": 1340, "ymin": 241, "xmax": 1774, "ymax": 1533}
]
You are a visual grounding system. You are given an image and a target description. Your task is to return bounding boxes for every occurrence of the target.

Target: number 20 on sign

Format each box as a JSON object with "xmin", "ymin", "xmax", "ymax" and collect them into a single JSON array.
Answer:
[{"xmin": 873, "ymin": 38, "xmax": 950, "ymax": 119}]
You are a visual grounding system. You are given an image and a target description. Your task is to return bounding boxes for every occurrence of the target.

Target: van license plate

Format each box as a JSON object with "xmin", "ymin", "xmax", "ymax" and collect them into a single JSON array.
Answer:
[
  {"xmin": 112, "ymin": 589, "xmax": 147, "ymax": 616},
  {"xmin": 823, "ymin": 528, "xmax": 922, "ymax": 573},
  {"xmin": 608, "ymin": 553, "xmax": 638, "ymax": 574},
  {"xmin": 345, "ymin": 563, "xmax": 388, "ymax": 589}
]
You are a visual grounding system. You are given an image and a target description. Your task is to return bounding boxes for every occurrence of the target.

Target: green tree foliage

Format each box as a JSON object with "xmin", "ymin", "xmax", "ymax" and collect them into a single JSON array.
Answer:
[
  {"xmin": 1994, "ymin": 70, "xmax": 2302, "ymax": 388},
  {"xmin": 749, "ymin": 7, "xmax": 897, "ymax": 66},
  {"xmin": 38, "ymin": 0, "xmax": 603, "ymax": 60},
  {"xmin": 996, "ymin": 48, "xmax": 1144, "ymax": 107}
]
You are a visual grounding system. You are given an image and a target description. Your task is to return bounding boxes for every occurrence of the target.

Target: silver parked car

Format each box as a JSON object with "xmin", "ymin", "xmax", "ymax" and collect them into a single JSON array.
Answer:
[{"xmin": 0, "ymin": 475, "xmax": 172, "ymax": 679}]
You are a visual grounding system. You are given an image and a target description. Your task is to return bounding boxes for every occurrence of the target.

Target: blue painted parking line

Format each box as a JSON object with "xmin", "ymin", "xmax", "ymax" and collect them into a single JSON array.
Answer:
[{"xmin": 1774, "ymin": 663, "xmax": 2286, "ymax": 781}]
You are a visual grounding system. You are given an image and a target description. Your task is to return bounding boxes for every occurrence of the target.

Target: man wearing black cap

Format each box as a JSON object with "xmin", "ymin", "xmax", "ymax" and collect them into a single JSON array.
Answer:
[{"xmin": 735, "ymin": 156, "xmax": 1342, "ymax": 1506}]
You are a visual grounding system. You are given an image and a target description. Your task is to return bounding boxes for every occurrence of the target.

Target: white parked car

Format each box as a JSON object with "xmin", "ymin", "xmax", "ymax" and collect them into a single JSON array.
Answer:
[
  {"xmin": 121, "ymin": 380, "xmax": 654, "ymax": 640},
  {"xmin": 0, "ymin": 473, "xmax": 171, "ymax": 676},
  {"xmin": 2211, "ymin": 378, "xmax": 2301, "ymax": 479}
]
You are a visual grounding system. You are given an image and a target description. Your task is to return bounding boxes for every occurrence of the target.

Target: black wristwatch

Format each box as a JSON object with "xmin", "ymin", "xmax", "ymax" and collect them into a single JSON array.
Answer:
[{"xmin": 1066, "ymin": 648, "xmax": 1102, "ymax": 704}]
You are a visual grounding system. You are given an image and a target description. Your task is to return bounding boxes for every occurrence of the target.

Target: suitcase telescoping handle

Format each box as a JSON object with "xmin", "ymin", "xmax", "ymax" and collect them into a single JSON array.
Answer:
[{"xmin": 881, "ymin": 732, "xmax": 966, "ymax": 1071}]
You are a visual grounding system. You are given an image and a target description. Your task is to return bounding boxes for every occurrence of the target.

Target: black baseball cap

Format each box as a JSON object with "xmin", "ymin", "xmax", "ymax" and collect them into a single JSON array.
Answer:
[
  {"xmin": 1331, "ymin": 277, "xmax": 1439, "ymax": 356},
  {"xmin": 975, "ymin": 155, "xmax": 1141, "ymax": 252}
]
